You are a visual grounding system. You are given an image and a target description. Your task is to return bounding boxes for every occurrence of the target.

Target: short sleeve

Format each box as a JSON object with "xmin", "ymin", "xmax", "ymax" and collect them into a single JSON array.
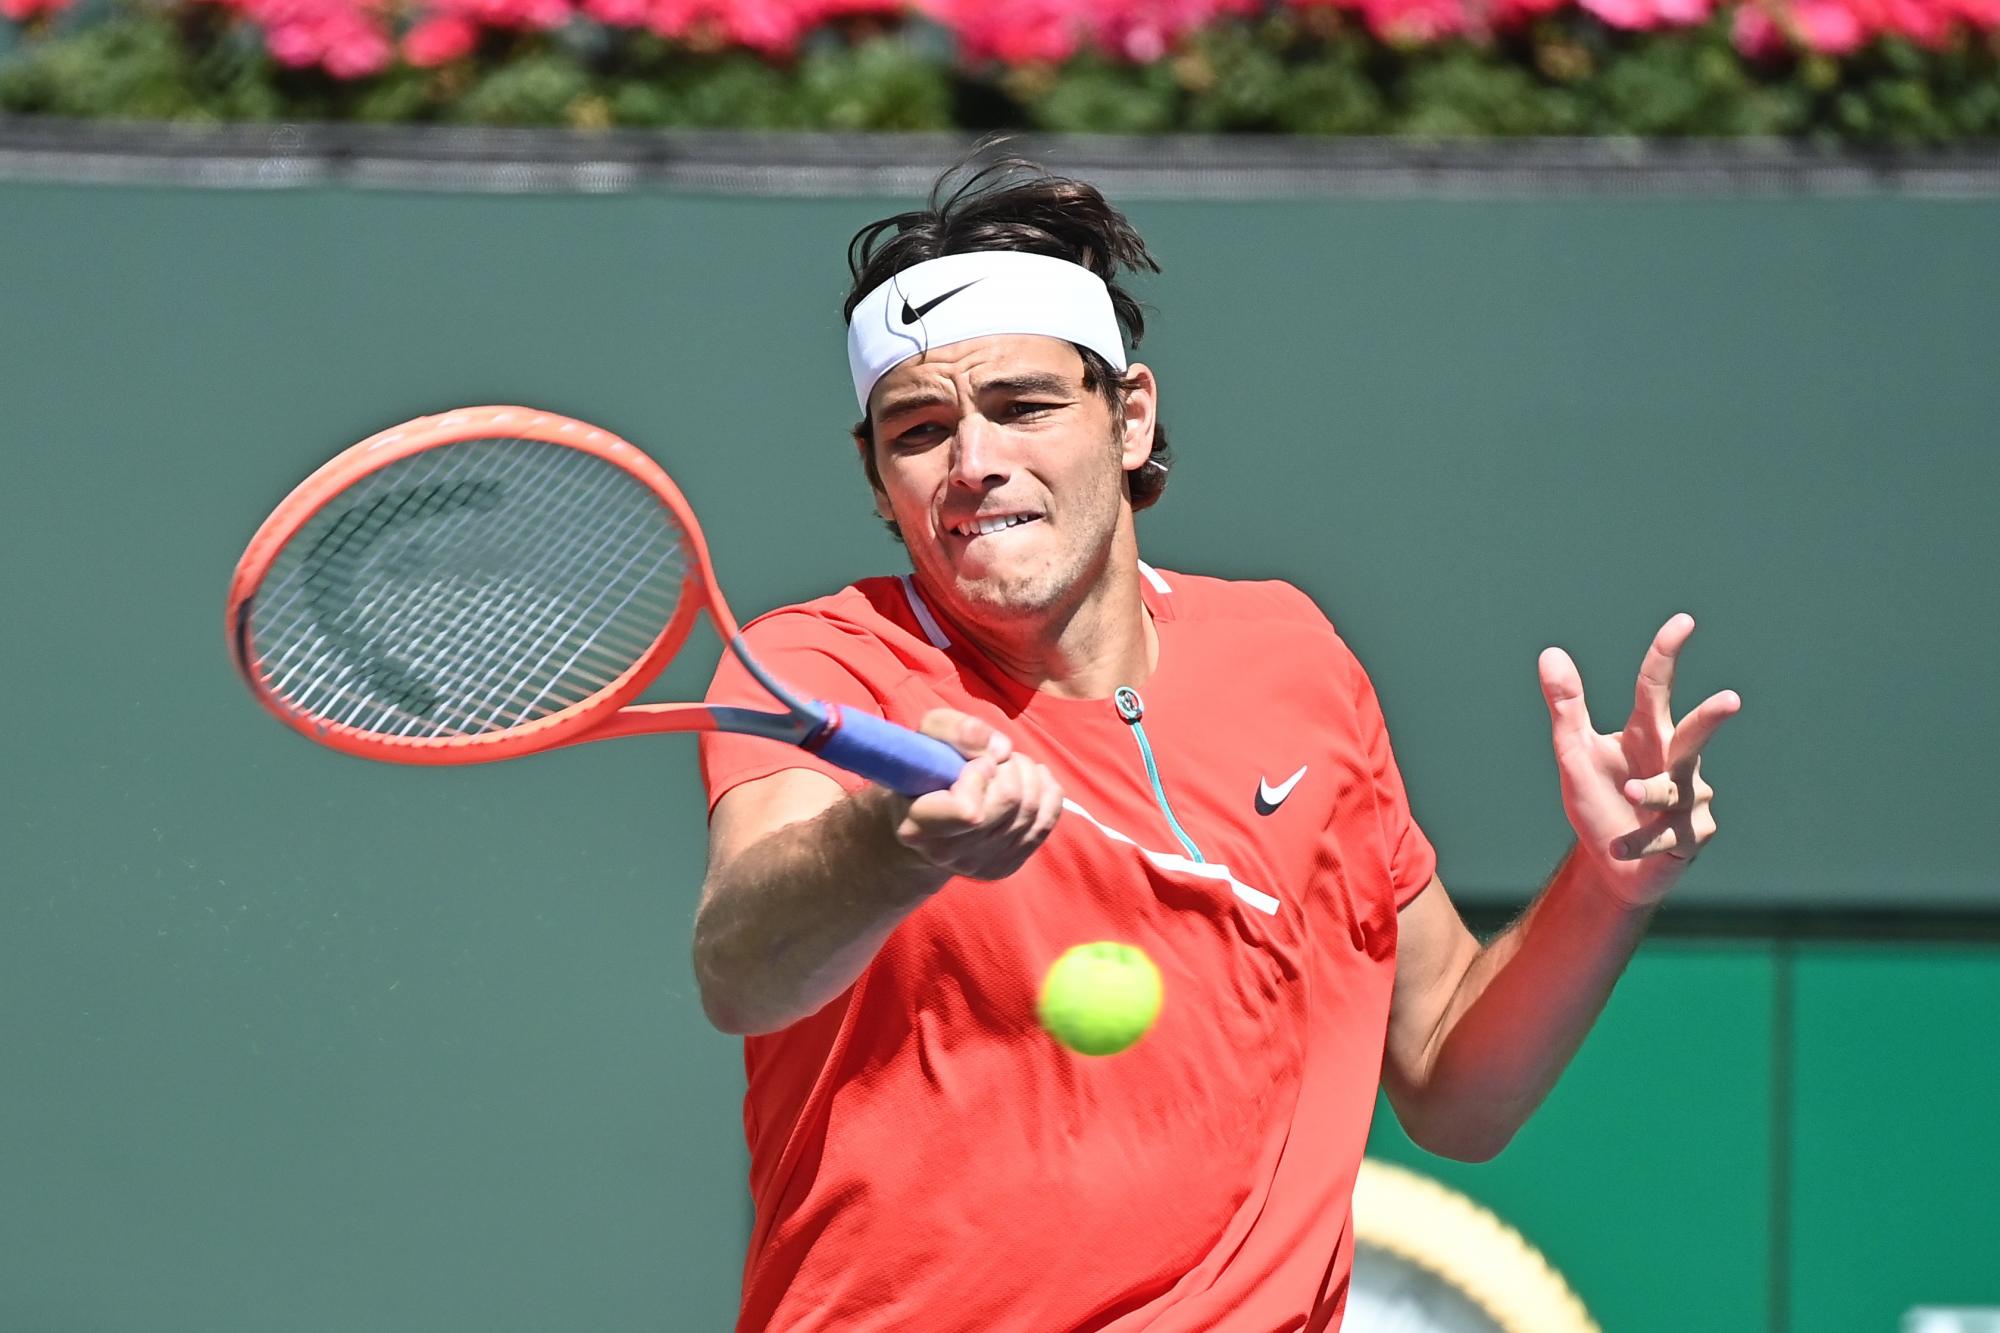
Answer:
[
  {"xmin": 1349, "ymin": 653, "xmax": 1439, "ymax": 911},
  {"xmin": 698, "ymin": 611, "xmax": 894, "ymax": 816}
]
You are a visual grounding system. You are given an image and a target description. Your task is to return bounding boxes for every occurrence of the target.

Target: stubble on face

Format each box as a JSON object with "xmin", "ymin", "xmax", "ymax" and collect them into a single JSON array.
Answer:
[
  {"xmin": 867, "ymin": 339, "xmax": 1132, "ymax": 638},
  {"xmin": 936, "ymin": 425, "xmax": 1126, "ymax": 627}
]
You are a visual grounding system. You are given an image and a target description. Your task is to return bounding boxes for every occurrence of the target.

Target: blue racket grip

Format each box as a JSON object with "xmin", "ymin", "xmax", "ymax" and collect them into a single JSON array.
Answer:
[{"xmin": 808, "ymin": 706, "xmax": 968, "ymax": 797}]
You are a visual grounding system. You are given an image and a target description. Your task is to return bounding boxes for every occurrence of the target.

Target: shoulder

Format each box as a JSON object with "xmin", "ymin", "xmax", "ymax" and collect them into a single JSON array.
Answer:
[
  {"xmin": 1149, "ymin": 567, "xmax": 1367, "ymax": 685},
  {"xmin": 736, "ymin": 576, "xmax": 937, "ymax": 669},
  {"xmin": 1150, "ymin": 567, "xmax": 1345, "ymax": 635}
]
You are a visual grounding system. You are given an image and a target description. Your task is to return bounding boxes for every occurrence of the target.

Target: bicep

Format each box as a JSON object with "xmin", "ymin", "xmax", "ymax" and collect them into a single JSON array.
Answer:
[
  {"xmin": 1382, "ymin": 873, "xmax": 1480, "ymax": 1104},
  {"xmin": 702, "ymin": 767, "xmax": 849, "ymax": 901}
]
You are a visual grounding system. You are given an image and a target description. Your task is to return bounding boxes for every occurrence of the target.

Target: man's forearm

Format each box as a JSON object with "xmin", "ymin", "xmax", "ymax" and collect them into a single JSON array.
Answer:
[
  {"xmin": 692, "ymin": 787, "xmax": 953, "ymax": 1037},
  {"xmin": 1408, "ymin": 846, "xmax": 1657, "ymax": 1160}
]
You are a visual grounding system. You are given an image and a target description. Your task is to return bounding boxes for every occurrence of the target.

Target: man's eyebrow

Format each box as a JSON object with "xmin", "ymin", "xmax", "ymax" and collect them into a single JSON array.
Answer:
[
  {"xmin": 874, "ymin": 386, "xmax": 952, "ymax": 422},
  {"xmin": 976, "ymin": 372, "xmax": 1079, "ymax": 399},
  {"xmin": 875, "ymin": 372, "xmax": 1080, "ymax": 424}
]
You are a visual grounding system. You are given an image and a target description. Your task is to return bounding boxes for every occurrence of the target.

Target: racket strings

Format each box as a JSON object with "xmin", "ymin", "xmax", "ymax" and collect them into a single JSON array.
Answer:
[
  {"xmin": 339, "ymin": 458, "xmax": 650, "ymax": 734},
  {"xmin": 248, "ymin": 438, "xmax": 689, "ymax": 739},
  {"xmin": 279, "ymin": 447, "xmax": 679, "ymax": 736},
  {"xmin": 263, "ymin": 439, "xmax": 573, "ymax": 728}
]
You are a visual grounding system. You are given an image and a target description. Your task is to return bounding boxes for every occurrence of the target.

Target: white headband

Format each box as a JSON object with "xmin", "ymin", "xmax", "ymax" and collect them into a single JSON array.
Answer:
[{"xmin": 846, "ymin": 251, "xmax": 1129, "ymax": 412}]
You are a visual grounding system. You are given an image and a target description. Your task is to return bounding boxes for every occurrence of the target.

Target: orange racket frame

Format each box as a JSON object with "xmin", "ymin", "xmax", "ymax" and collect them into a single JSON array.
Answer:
[{"xmin": 226, "ymin": 405, "xmax": 752, "ymax": 766}]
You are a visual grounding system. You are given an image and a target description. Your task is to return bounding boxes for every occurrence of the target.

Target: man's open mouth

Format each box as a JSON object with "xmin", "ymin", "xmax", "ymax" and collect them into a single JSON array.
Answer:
[{"xmin": 949, "ymin": 514, "xmax": 1041, "ymax": 538}]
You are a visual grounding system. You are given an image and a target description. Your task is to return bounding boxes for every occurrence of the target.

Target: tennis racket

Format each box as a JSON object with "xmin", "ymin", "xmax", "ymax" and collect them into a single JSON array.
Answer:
[{"xmin": 225, "ymin": 404, "xmax": 969, "ymax": 796}]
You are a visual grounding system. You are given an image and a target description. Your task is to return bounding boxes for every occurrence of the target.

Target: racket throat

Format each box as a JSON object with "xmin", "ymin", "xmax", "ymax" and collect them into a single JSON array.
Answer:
[{"xmin": 728, "ymin": 633, "xmax": 815, "ymax": 716}]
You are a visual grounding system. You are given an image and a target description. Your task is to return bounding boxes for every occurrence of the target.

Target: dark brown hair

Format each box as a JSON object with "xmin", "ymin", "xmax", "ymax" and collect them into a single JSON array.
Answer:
[{"xmin": 844, "ymin": 152, "xmax": 1173, "ymax": 538}]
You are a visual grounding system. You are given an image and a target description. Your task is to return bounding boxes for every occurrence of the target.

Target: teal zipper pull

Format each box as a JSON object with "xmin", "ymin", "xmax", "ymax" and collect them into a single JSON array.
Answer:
[{"xmin": 1113, "ymin": 686, "xmax": 1205, "ymax": 864}]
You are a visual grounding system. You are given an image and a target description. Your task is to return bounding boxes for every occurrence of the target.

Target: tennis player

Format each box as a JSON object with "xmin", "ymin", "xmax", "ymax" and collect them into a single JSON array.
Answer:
[{"xmin": 694, "ymin": 157, "xmax": 1738, "ymax": 1331}]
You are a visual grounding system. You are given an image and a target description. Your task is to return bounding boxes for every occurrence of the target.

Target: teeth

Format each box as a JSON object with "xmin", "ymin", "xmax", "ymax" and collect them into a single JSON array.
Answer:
[{"xmin": 964, "ymin": 515, "xmax": 1033, "ymax": 536}]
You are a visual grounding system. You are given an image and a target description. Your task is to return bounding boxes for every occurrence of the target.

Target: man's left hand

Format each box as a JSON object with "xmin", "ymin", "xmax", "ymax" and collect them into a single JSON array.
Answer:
[{"xmin": 1537, "ymin": 613, "xmax": 1741, "ymax": 908}]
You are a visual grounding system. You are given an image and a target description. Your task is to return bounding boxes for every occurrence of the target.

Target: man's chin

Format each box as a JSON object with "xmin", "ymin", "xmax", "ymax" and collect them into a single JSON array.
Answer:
[{"xmin": 945, "ymin": 572, "xmax": 1065, "ymax": 622}]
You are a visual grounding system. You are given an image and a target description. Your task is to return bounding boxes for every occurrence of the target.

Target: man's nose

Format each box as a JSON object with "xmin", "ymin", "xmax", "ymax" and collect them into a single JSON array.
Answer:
[{"xmin": 949, "ymin": 413, "xmax": 1008, "ymax": 489}]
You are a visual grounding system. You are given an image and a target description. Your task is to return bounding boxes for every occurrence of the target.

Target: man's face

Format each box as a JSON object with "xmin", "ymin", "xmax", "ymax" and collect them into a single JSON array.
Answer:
[{"xmin": 862, "ymin": 334, "xmax": 1154, "ymax": 631}]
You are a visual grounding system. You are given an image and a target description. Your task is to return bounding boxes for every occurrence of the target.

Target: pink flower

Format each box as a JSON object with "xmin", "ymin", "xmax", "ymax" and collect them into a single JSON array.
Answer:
[
  {"xmin": 1359, "ymin": 0, "xmax": 1466, "ymax": 42},
  {"xmin": 1732, "ymin": 0, "xmax": 1972, "ymax": 55},
  {"xmin": 229, "ymin": 0, "xmax": 394, "ymax": 77},
  {"xmin": 640, "ymin": 0, "xmax": 818, "ymax": 51},
  {"xmin": 1647, "ymin": 0, "xmax": 1713, "ymax": 22},
  {"xmin": 0, "ymin": 0, "xmax": 76, "ymax": 20},
  {"xmin": 1578, "ymin": 0, "xmax": 1651, "ymax": 27},
  {"xmin": 1288, "ymin": 0, "xmax": 1467, "ymax": 42},
  {"xmin": 924, "ymin": 0, "xmax": 1093, "ymax": 62},
  {"xmin": 1730, "ymin": 2, "xmax": 1787, "ymax": 53},
  {"xmin": 1488, "ymin": 0, "xmax": 1570, "ymax": 29},
  {"xmin": 264, "ymin": 21, "xmax": 320, "ymax": 63},
  {"xmin": 1877, "ymin": 0, "xmax": 1952, "ymax": 45},
  {"xmin": 579, "ymin": 0, "xmax": 648, "ymax": 24},
  {"xmin": 1942, "ymin": 0, "xmax": 2000, "ymax": 25},
  {"xmin": 1095, "ymin": 0, "xmax": 1262, "ymax": 61},
  {"xmin": 1579, "ymin": 0, "xmax": 1711, "ymax": 30},
  {"xmin": 324, "ymin": 24, "xmax": 392, "ymax": 73},
  {"xmin": 403, "ymin": 12, "xmax": 479, "ymax": 61},
  {"xmin": 1788, "ymin": 0, "xmax": 1867, "ymax": 49},
  {"xmin": 413, "ymin": 0, "xmax": 572, "ymax": 31},
  {"xmin": 713, "ymin": 0, "xmax": 814, "ymax": 49}
]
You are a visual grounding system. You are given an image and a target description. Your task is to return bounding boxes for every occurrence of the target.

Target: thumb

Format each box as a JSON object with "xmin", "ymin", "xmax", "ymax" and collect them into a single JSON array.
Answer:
[
  {"xmin": 1538, "ymin": 646, "xmax": 1593, "ymax": 744},
  {"xmin": 917, "ymin": 708, "xmax": 1012, "ymax": 762}
]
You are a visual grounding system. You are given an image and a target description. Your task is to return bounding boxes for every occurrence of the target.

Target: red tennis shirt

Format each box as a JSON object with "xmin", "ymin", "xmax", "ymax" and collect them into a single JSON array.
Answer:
[{"xmin": 698, "ymin": 564, "xmax": 1437, "ymax": 1332}]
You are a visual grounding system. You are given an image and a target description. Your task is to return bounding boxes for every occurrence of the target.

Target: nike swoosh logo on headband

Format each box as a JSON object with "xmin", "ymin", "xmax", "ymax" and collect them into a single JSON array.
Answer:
[{"xmin": 900, "ymin": 280, "xmax": 981, "ymax": 326}]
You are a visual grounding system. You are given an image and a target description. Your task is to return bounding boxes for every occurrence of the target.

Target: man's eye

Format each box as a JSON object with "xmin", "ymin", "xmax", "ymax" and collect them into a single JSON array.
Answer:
[
  {"xmin": 893, "ymin": 424, "xmax": 947, "ymax": 447},
  {"xmin": 1006, "ymin": 401, "xmax": 1060, "ymax": 419}
]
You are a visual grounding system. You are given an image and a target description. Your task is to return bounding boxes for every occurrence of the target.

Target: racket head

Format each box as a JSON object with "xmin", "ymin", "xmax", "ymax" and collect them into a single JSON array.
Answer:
[{"xmin": 227, "ymin": 406, "xmax": 735, "ymax": 765}]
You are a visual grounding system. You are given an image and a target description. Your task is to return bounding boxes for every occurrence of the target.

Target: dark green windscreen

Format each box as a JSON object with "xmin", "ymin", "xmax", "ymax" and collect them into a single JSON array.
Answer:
[{"xmin": 2, "ymin": 179, "xmax": 1995, "ymax": 1333}]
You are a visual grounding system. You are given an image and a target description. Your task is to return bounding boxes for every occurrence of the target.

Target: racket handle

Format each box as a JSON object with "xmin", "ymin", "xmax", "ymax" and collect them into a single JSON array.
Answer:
[{"xmin": 809, "ymin": 706, "xmax": 967, "ymax": 797}]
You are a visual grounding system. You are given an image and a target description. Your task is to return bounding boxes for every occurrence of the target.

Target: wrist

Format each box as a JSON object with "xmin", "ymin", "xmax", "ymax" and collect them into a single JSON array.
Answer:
[
  {"xmin": 1561, "ymin": 844, "xmax": 1673, "ymax": 915},
  {"xmin": 848, "ymin": 785, "xmax": 955, "ymax": 905}
]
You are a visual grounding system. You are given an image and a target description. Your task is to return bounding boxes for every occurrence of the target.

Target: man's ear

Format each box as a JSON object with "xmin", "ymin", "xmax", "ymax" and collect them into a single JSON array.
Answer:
[
  {"xmin": 853, "ymin": 430, "xmax": 895, "ymax": 524},
  {"xmin": 1118, "ymin": 363, "xmax": 1158, "ymax": 472}
]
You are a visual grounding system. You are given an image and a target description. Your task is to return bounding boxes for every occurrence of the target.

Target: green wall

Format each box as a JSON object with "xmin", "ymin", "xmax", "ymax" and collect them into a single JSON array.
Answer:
[
  {"xmin": 1365, "ymin": 942, "xmax": 2000, "ymax": 1332},
  {"xmin": 3, "ymin": 176, "xmax": 1996, "ymax": 1332}
]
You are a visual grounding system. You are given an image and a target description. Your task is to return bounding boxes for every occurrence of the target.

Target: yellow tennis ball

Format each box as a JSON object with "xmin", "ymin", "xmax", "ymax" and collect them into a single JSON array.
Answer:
[{"xmin": 1037, "ymin": 942, "xmax": 1164, "ymax": 1057}]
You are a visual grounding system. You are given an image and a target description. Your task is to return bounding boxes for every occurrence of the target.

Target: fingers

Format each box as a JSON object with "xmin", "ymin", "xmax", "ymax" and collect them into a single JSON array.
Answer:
[
  {"xmin": 1670, "ymin": 688, "xmax": 1743, "ymax": 769},
  {"xmin": 1623, "ymin": 765, "xmax": 1719, "ymax": 808},
  {"xmin": 1613, "ymin": 803, "xmax": 1718, "ymax": 861},
  {"xmin": 1614, "ymin": 819, "xmax": 1681, "ymax": 861},
  {"xmin": 909, "ymin": 754, "xmax": 996, "ymax": 829},
  {"xmin": 1615, "ymin": 754, "xmax": 1720, "ymax": 863},
  {"xmin": 1633, "ymin": 613, "xmax": 1696, "ymax": 729},
  {"xmin": 918, "ymin": 707, "xmax": 1011, "ymax": 763},
  {"xmin": 896, "ymin": 737, "xmax": 1065, "ymax": 881},
  {"xmin": 1623, "ymin": 773, "xmax": 1681, "ymax": 810},
  {"xmin": 1538, "ymin": 646, "xmax": 1595, "ymax": 750}
]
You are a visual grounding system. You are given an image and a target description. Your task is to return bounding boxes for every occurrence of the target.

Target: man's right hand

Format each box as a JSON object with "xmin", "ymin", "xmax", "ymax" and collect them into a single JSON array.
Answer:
[
  {"xmin": 695, "ymin": 708, "xmax": 1065, "ymax": 1034},
  {"xmin": 890, "ymin": 709, "xmax": 1064, "ymax": 881}
]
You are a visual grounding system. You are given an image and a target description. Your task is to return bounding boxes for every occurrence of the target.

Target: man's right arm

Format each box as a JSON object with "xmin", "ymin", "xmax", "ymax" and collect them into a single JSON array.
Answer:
[{"xmin": 692, "ymin": 710, "xmax": 1063, "ymax": 1037}]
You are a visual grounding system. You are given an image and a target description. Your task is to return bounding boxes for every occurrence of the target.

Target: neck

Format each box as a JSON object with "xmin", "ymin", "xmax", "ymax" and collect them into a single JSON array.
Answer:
[{"xmin": 922, "ymin": 526, "xmax": 1157, "ymax": 701}]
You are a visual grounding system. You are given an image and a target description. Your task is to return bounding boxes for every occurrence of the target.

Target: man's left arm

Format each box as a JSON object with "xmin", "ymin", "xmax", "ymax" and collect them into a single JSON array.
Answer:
[{"xmin": 1380, "ymin": 613, "xmax": 1742, "ymax": 1163}]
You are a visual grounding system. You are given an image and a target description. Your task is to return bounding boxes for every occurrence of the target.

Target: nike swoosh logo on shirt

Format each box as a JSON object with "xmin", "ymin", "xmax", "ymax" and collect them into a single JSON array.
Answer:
[
  {"xmin": 1254, "ymin": 765, "xmax": 1308, "ymax": 816},
  {"xmin": 899, "ymin": 280, "xmax": 980, "ymax": 326}
]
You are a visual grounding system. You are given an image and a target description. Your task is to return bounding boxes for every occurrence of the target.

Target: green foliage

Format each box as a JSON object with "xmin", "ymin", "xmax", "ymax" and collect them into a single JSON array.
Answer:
[
  {"xmin": 1020, "ymin": 55, "xmax": 1181, "ymax": 134},
  {"xmin": 800, "ymin": 35, "xmax": 953, "ymax": 130},
  {"xmin": 1397, "ymin": 44, "xmax": 1590, "ymax": 134},
  {"xmin": 0, "ymin": 9, "xmax": 272, "ymax": 119},
  {"xmin": 449, "ymin": 52, "xmax": 591, "ymax": 125},
  {"xmin": 670, "ymin": 51, "xmax": 805, "ymax": 128},
  {"xmin": 3, "ymin": 1, "xmax": 1998, "ymax": 141}
]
